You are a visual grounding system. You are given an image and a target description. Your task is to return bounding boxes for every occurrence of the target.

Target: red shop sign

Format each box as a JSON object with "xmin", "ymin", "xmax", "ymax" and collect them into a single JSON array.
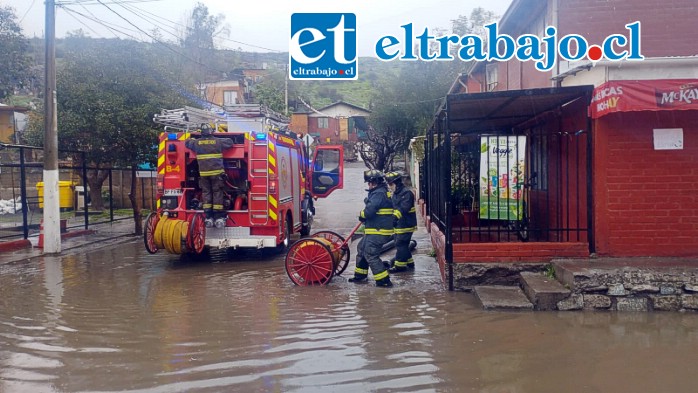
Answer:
[{"xmin": 589, "ymin": 79, "xmax": 698, "ymax": 119}]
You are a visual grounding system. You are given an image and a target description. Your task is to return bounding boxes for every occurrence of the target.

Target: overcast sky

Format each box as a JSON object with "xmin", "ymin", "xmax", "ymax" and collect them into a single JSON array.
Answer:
[{"xmin": 5, "ymin": 0, "xmax": 512, "ymax": 57}]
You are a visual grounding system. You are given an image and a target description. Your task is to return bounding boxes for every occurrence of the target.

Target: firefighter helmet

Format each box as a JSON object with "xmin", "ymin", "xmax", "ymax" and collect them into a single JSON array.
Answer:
[
  {"xmin": 385, "ymin": 171, "xmax": 403, "ymax": 185},
  {"xmin": 200, "ymin": 123, "xmax": 213, "ymax": 136},
  {"xmin": 363, "ymin": 169, "xmax": 385, "ymax": 184}
]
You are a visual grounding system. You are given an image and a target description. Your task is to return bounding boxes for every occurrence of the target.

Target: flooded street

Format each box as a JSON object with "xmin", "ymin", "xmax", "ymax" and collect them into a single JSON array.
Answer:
[{"xmin": 1, "ymin": 164, "xmax": 698, "ymax": 392}]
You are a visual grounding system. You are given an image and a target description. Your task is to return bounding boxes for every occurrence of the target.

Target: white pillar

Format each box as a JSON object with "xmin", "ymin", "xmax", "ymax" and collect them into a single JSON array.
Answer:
[{"xmin": 43, "ymin": 170, "xmax": 61, "ymax": 253}]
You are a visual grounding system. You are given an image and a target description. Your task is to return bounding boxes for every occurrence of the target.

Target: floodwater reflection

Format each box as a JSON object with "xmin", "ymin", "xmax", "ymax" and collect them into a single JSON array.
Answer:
[{"xmin": 3, "ymin": 249, "xmax": 697, "ymax": 392}]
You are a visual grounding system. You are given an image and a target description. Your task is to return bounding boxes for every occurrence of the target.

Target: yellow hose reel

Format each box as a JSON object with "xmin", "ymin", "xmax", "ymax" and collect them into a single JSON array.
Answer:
[{"xmin": 153, "ymin": 216, "xmax": 189, "ymax": 254}]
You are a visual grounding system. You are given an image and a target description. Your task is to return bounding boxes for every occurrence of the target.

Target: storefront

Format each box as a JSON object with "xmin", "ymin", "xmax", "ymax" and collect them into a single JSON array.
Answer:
[
  {"xmin": 421, "ymin": 79, "xmax": 698, "ymax": 289},
  {"xmin": 590, "ymin": 79, "xmax": 698, "ymax": 256},
  {"xmin": 423, "ymin": 86, "xmax": 594, "ymax": 289}
]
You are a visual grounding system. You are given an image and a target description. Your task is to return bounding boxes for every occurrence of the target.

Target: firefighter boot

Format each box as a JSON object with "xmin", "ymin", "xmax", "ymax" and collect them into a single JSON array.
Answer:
[
  {"xmin": 205, "ymin": 218, "xmax": 214, "ymax": 228},
  {"xmin": 375, "ymin": 276, "xmax": 394, "ymax": 288},
  {"xmin": 214, "ymin": 218, "xmax": 226, "ymax": 228},
  {"xmin": 348, "ymin": 274, "xmax": 368, "ymax": 284},
  {"xmin": 389, "ymin": 264, "xmax": 415, "ymax": 273}
]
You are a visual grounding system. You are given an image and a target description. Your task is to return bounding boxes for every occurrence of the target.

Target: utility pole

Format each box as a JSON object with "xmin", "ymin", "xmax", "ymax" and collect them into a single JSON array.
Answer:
[{"xmin": 43, "ymin": 0, "xmax": 61, "ymax": 253}]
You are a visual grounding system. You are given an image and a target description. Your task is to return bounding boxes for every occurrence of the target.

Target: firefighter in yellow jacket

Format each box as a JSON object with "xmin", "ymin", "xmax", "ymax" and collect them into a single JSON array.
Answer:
[
  {"xmin": 185, "ymin": 124, "xmax": 234, "ymax": 228},
  {"xmin": 385, "ymin": 171, "xmax": 417, "ymax": 272},
  {"xmin": 349, "ymin": 170, "xmax": 394, "ymax": 288}
]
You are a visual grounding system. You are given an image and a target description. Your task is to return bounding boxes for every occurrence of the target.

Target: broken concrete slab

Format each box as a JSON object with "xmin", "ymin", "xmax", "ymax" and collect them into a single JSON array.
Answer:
[
  {"xmin": 473, "ymin": 286, "xmax": 534, "ymax": 311},
  {"xmin": 519, "ymin": 271, "xmax": 570, "ymax": 311}
]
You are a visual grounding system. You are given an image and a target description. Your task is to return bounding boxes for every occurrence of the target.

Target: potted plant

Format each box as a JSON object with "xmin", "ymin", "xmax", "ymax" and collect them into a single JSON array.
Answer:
[{"xmin": 451, "ymin": 145, "xmax": 480, "ymax": 227}]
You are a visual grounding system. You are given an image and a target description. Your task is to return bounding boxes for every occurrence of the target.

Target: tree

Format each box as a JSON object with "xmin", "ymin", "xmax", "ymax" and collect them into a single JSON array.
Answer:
[
  {"xmin": 359, "ymin": 105, "xmax": 417, "ymax": 171},
  {"xmin": 451, "ymin": 7, "xmax": 499, "ymax": 38},
  {"xmin": 363, "ymin": 59, "xmax": 455, "ymax": 171},
  {"xmin": 181, "ymin": 3, "xmax": 228, "ymax": 90},
  {"xmin": 0, "ymin": 6, "xmax": 32, "ymax": 100},
  {"xmin": 360, "ymin": 7, "xmax": 499, "ymax": 172},
  {"xmin": 253, "ymin": 72, "xmax": 286, "ymax": 114},
  {"xmin": 24, "ymin": 38, "xmax": 191, "ymax": 212}
]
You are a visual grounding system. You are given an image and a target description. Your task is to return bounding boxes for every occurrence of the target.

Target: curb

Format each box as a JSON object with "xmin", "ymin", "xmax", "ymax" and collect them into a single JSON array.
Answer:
[
  {"xmin": 0, "ymin": 229, "xmax": 97, "ymax": 255},
  {"xmin": 61, "ymin": 229, "xmax": 97, "ymax": 240},
  {"xmin": 0, "ymin": 232, "xmax": 138, "ymax": 265},
  {"xmin": 0, "ymin": 239, "xmax": 32, "ymax": 252}
]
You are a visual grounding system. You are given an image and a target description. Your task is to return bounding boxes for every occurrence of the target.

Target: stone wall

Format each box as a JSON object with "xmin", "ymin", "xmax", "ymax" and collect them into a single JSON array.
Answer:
[{"xmin": 555, "ymin": 260, "xmax": 698, "ymax": 312}]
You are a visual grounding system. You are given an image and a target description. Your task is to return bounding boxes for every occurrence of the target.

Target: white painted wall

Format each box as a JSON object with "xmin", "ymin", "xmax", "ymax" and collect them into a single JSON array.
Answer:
[{"xmin": 561, "ymin": 57, "xmax": 698, "ymax": 87}]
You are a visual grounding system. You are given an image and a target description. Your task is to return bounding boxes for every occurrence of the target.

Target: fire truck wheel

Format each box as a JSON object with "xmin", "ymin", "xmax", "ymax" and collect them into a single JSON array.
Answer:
[
  {"xmin": 187, "ymin": 213, "xmax": 207, "ymax": 255},
  {"xmin": 300, "ymin": 199, "xmax": 313, "ymax": 237},
  {"xmin": 143, "ymin": 212, "xmax": 160, "ymax": 254},
  {"xmin": 285, "ymin": 238, "xmax": 334, "ymax": 286},
  {"xmin": 276, "ymin": 215, "xmax": 291, "ymax": 253}
]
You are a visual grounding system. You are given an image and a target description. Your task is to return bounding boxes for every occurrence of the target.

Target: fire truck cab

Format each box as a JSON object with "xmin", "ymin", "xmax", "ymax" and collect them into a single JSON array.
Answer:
[{"xmin": 144, "ymin": 105, "xmax": 343, "ymax": 256}]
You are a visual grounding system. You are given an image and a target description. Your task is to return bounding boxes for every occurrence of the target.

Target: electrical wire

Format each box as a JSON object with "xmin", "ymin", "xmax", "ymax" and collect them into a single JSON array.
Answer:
[
  {"xmin": 59, "ymin": 4, "xmax": 256, "ymax": 82},
  {"xmin": 111, "ymin": 0, "xmax": 181, "ymax": 41},
  {"xmin": 19, "ymin": 0, "xmax": 38, "ymax": 24},
  {"xmin": 57, "ymin": 0, "xmax": 161, "ymax": 5},
  {"xmin": 60, "ymin": 5, "xmax": 145, "ymax": 39},
  {"xmin": 390, "ymin": 96, "xmax": 446, "ymax": 105},
  {"xmin": 114, "ymin": 0, "xmax": 283, "ymax": 52},
  {"xmin": 60, "ymin": 6, "xmax": 105, "ymax": 37},
  {"xmin": 57, "ymin": 6, "xmax": 222, "ymax": 111}
]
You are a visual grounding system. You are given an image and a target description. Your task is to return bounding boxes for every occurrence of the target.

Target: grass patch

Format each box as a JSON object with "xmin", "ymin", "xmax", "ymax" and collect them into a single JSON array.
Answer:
[{"xmin": 544, "ymin": 264, "xmax": 556, "ymax": 279}]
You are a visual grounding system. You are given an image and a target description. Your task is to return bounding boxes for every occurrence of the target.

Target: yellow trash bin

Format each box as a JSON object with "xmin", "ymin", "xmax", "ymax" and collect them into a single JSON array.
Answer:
[{"xmin": 37, "ymin": 181, "xmax": 76, "ymax": 211}]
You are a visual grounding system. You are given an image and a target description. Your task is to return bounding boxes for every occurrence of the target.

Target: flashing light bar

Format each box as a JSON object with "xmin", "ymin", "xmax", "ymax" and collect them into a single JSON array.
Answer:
[
  {"xmin": 167, "ymin": 133, "xmax": 177, "ymax": 140},
  {"xmin": 255, "ymin": 133, "xmax": 267, "ymax": 140}
]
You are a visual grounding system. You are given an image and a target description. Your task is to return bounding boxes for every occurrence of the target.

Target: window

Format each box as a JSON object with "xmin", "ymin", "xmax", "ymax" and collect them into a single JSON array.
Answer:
[
  {"xmin": 317, "ymin": 117, "xmax": 329, "ymax": 129},
  {"xmin": 486, "ymin": 64, "xmax": 498, "ymax": 92},
  {"xmin": 529, "ymin": 130, "xmax": 548, "ymax": 190},
  {"xmin": 223, "ymin": 90, "xmax": 238, "ymax": 105}
]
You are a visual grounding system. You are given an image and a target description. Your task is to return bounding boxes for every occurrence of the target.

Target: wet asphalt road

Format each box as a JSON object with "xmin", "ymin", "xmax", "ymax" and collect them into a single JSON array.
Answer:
[{"xmin": 1, "ymin": 163, "xmax": 698, "ymax": 393}]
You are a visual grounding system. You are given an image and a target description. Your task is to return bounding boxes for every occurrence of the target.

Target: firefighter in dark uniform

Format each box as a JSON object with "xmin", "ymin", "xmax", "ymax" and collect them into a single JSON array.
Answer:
[
  {"xmin": 349, "ymin": 170, "xmax": 394, "ymax": 288},
  {"xmin": 385, "ymin": 171, "xmax": 417, "ymax": 272},
  {"xmin": 185, "ymin": 123, "xmax": 234, "ymax": 228}
]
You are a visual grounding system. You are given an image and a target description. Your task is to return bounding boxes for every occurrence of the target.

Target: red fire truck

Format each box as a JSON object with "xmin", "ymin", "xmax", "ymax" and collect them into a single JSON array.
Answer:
[{"xmin": 143, "ymin": 105, "xmax": 344, "ymax": 256}]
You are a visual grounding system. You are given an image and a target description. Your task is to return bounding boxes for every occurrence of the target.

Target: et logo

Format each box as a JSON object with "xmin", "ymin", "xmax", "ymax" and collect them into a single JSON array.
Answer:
[{"xmin": 289, "ymin": 13, "xmax": 357, "ymax": 80}]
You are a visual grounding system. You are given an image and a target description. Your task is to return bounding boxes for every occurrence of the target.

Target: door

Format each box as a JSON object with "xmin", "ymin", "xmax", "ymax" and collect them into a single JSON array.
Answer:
[{"xmin": 309, "ymin": 145, "xmax": 343, "ymax": 198}]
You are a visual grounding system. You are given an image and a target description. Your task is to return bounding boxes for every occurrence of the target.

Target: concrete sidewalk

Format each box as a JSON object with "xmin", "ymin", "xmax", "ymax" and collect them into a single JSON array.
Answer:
[{"xmin": 0, "ymin": 219, "xmax": 138, "ymax": 264}]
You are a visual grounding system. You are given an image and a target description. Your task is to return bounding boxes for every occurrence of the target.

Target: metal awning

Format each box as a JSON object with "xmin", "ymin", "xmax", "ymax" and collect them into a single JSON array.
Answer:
[{"xmin": 446, "ymin": 85, "xmax": 593, "ymax": 133}]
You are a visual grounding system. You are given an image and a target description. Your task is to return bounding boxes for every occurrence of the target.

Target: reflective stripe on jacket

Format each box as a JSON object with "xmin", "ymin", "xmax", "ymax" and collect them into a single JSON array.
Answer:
[
  {"xmin": 185, "ymin": 135, "xmax": 235, "ymax": 177},
  {"xmin": 360, "ymin": 184, "xmax": 394, "ymax": 236},
  {"xmin": 392, "ymin": 184, "xmax": 417, "ymax": 233}
]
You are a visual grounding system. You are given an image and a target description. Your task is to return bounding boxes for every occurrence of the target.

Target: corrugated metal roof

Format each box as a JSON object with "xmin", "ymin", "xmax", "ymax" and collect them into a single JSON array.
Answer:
[{"xmin": 447, "ymin": 85, "xmax": 593, "ymax": 133}]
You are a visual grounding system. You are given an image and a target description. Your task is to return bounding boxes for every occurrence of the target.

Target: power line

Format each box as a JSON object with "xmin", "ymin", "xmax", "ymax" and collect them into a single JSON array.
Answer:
[
  {"xmin": 19, "ymin": 0, "xmax": 38, "ymax": 23},
  {"xmin": 93, "ymin": 0, "xmax": 227, "ymax": 72},
  {"xmin": 389, "ymin": 96, "xmax": 446, "ymax": 105},
  {"xmin": 112, "ymin": 0, "xmax": 181, "ymax": 41},
  {"xmin": 217, "ymin": 36, "xmax": 283, "ymax": 53},
  {"xmin": 59, "ymin": 3, "xmax": 255, "ymax": 81},
  {"xmin": 117, "ymin": 1, "xmax": 181, "ymax": 40},
  {"xmin": 60, "ymin": 7, "xmax": 104, "ymax": 37},
  {"xmin": 117, "ymin": 1, "xmax": 284, "ymax": 52},
  {"xmin": 57, "ymin": 0, "xmax": 162, "ymax": 4},
  {"xmin": 55, "ymin": 7, "xmax": 221, "ymax": 110},
  {"xmin": 60, "ymin": 5, "xmax": 145, "ymax": 39}
]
